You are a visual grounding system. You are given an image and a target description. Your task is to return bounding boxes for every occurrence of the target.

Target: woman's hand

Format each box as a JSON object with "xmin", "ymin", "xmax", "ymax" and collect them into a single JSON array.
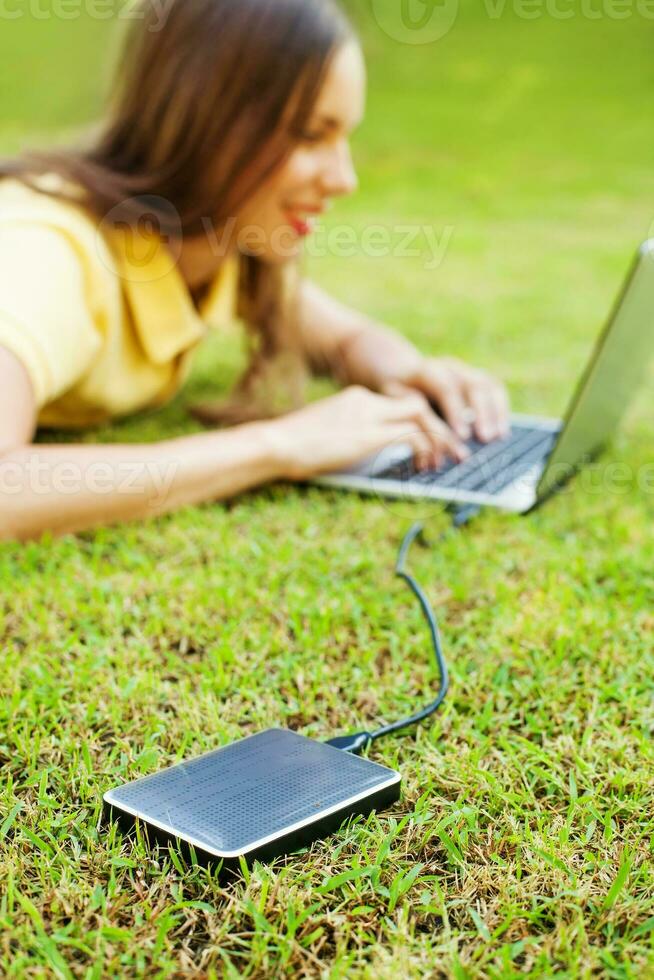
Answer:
[
  {"xmin": 393, "ymin": 357, "xmax": 511, "ymax": 444},
  {"xmin": 266, "ymin": 385, "xmax": 469, "ymax": 481}
]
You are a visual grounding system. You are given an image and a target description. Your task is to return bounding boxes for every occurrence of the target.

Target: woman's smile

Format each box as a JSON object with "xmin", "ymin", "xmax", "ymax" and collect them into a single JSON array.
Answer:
[{"xmin": 283, "ymin": 204, "xmax": 327, "ymax": 238}]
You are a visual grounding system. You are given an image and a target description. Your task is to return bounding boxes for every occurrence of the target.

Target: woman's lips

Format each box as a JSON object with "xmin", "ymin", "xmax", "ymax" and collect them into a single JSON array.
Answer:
[
  {"xmin": 284, "ymin": 208, "xmax": 322, "ymax": 237},
  {"xmin": 288, "ymin": 214, "xmax": 313, "ymax": 237}
]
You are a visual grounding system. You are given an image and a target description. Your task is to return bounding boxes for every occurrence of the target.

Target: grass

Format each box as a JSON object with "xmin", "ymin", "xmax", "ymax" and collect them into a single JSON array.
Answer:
[{"xmin": 1, "ymin": 0, "xmax": 654, "ymax": 975}]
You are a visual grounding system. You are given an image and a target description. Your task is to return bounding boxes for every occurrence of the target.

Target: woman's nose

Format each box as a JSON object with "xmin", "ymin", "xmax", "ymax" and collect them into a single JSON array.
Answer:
[{"xmin": 319, "ymin": 141, "xmax": 358, "ymax": 198}]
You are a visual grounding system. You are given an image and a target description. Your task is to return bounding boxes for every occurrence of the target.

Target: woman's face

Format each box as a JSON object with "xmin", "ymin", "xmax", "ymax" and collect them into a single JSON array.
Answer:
[{"xmin": 234, "ymin": 40, "xmax": 366, "ymax": 264}]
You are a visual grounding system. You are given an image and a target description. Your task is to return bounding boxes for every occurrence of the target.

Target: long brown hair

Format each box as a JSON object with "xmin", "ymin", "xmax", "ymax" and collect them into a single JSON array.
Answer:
[{"xmin": 1, "ymin": 0, "xmax": 355, "ymax": 423}]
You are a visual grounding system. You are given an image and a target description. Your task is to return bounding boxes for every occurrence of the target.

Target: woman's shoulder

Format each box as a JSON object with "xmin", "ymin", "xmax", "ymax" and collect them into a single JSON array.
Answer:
[
  {"xmin": 1, "ymin": 172, "xmax": 88, "ymax": 217},
  {"xmin": 0, "ymin": 173, "xmax": 122, "ymax": 295}
]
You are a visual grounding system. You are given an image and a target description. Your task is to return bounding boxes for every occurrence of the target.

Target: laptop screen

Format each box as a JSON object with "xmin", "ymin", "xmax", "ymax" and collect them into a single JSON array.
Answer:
[{"xmin": 537, "ymin": 242, "xmax": 654, "ymax": 500}]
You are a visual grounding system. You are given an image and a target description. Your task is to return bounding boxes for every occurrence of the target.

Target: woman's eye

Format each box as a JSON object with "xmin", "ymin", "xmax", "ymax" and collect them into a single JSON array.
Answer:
[{"xmin": 300, "ymin": 131, "xmax": 324, "ymax": 144}]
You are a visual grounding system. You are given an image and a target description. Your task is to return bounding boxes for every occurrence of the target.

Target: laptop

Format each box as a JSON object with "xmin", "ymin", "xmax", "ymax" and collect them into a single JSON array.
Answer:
[{"xmin": 315, "ymin": 240, "xmax": 654, "ymax": 514}]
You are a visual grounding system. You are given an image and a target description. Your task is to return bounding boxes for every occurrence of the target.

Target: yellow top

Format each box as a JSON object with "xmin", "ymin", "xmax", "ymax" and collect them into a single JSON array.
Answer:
[{"xmin": 0, "ymin": 175, "xmax": 240, "ymax": 429}]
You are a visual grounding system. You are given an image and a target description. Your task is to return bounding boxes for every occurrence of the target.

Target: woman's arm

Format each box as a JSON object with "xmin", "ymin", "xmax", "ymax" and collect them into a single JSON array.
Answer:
[
  {"xmin": 1, "ymin": 434, "xmax": 290, "ymax": 542},
  {"xmin": 0, "ymin": 345, "xmax": 290, "ymax": 540},
  {"xmin": 0, "ymin": 346, "xmax": 465, "ymax": 541},
  {"xmin": 298, "ymin": 279, "xmax": 510, "ymax": 442},
  {"xmin": 298, "ymin": 278, "xmax": 422, "ymax": 389}
]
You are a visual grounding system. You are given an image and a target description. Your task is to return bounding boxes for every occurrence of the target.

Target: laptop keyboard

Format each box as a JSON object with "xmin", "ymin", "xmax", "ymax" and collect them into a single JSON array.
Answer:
[{"xmin": 377, "ymin": 425, "xmax": 558, "ymax": 497}]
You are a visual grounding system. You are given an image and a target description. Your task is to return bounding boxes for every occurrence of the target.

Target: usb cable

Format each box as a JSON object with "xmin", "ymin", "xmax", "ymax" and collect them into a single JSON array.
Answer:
[{"xmin": 326, "ymin": 504, "xmax": 480, "ymax": 754}]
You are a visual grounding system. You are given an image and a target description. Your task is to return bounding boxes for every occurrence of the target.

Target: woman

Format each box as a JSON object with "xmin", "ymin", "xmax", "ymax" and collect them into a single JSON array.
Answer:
[{"xmin": 0, "ymin": 0, "xmax": 509, "ymax": 541}]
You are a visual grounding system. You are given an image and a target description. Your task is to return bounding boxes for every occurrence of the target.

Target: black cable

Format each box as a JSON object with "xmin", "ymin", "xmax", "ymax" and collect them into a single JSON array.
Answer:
[{"xmin": 326, "ymin": 504, "xmax": 480, "ymax": 754}]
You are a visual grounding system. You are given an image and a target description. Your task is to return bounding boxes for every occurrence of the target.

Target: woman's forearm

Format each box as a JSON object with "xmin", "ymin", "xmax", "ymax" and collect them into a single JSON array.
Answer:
[
  {"xmin": 298, "ymin": 280, "xmax": 423, "ymax": 391},
  {"xmin": 334, "ymin": 320, "xmax": 424, "ymax": 391},
  {"xmin": 0, "ymin": 421, "xmax": 285, "ymax": 541}
]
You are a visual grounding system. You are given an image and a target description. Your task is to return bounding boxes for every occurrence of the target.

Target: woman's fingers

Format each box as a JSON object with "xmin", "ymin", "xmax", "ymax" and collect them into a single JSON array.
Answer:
[
  {"xmin": 408, "ymin": 358, "xmax": 511, "ymax": 444},
  {"xmin": 437, "ymin": 360, "xmax": 507, "ymax": 442},
  {"xmin": 423, "ymin": 364, "xmax": 471, "ymax": 440},
  {"xmin": 406, "ymin": 429, "xmax": 440, "ymax": 471},
  {"xmin": 465, "ymin": 374, "xmax": 510, "ymax": 442},
  {"xmin": 491, "ymin": 379, "xmax": 511, "ymax": 438},
  {"xmin": 399, "ymin": 362, "xmax": 472, "ymax": 440},
  {"xmin": 467, "ymin": 385, "xmax": 495, "ymax": 442},
  {"xmin": 383, "ymin": 391, "xmax": 469, "ymax": 466}
]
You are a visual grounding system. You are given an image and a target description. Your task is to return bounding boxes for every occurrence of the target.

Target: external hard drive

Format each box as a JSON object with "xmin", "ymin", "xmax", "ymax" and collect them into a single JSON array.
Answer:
[{"xmin": 103, "ymin": 728, "xmax": 401, "ymax": 870}]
